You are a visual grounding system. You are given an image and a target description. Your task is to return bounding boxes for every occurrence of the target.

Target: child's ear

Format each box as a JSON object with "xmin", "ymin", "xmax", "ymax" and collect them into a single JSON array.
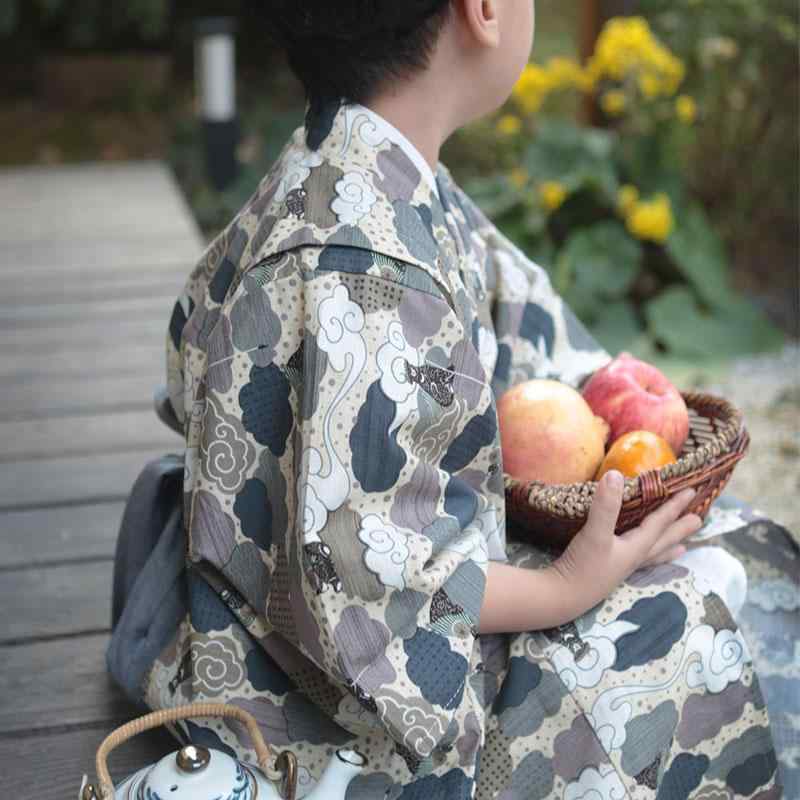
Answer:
[{"xmin": 461, "ymin": 0, "xmax": 501, "ymax": 48}]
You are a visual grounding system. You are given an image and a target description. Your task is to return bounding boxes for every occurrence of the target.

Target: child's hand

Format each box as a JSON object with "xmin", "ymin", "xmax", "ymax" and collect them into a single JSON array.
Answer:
[
  {"xmin": 477, "ymin": 471, "xmax": 702, "ymax": 634},
  {"xmin": 552, "ymin": 470, "xmax": 703, "ymax": 607}
]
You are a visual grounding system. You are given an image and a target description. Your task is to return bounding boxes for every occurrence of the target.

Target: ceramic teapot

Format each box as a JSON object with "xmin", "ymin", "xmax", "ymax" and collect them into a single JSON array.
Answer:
[{"xmin": 78, "ymin": 702, "xmax": 366, "ymax": 800}]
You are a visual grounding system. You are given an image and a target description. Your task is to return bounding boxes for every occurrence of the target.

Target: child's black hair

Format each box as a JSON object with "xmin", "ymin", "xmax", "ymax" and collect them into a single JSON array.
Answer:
[{"xmin": 268, "ymin": 1, "xmax": 452, "ymax": 109}]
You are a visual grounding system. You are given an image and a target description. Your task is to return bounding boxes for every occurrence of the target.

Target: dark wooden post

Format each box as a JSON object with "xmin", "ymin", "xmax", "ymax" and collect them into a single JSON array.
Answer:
[
  {"xmin": 579, "ymin": 1, "xmax": 638, "ymax": 126},
  {"xmin": 579, "ymin": 0, "xmax": 602, "ymax": 125}
]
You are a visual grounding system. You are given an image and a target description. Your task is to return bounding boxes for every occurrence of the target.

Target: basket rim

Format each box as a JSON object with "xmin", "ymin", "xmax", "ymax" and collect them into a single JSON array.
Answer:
[{"xmin": 503, "ymin": 389, "xmax": 747, "ymax": 516}]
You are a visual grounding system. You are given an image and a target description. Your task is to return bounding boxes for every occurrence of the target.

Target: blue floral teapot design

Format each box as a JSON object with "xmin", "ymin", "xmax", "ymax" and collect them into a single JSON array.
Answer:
[{"xmin": 79, "ymin": 702, "xmax": 366, "ymax": 800}]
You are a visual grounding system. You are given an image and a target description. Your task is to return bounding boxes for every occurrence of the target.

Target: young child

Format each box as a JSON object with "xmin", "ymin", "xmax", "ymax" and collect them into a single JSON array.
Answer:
[{"xmin": 139, "ymin": 2, "xmax": 779, "ymax": 796}]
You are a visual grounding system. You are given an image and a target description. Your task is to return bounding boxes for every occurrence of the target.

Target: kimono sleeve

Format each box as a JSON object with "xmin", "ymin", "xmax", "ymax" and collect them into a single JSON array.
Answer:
[
  {"xmin": 291, "ymin": 250, "xmax": 493, "ymax": 760},
  {"xmin": 452, "ymin": 179, "xmax": 613, "ymax": 394}
]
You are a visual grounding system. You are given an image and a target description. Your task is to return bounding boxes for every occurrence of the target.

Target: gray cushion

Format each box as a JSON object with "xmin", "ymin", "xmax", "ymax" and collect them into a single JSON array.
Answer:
[{"xmin": 107, "ymin": 452, "xmax": 186, "ymax": 705}]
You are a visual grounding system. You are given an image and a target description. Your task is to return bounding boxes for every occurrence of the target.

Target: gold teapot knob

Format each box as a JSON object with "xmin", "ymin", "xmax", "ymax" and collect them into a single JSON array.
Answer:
[
  {"xmin": 176, "ymin": 744, "xmax": 211, "ymax": 773},
  {"xmin": 81, "ymin": 785, "xmax": 100, "ymax": 800}
]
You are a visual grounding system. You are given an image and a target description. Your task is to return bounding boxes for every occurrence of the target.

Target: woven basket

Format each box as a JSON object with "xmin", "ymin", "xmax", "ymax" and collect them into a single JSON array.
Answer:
[{"xmin": 503, "ymin": 391, "xmax": 750, "ymax": 549}]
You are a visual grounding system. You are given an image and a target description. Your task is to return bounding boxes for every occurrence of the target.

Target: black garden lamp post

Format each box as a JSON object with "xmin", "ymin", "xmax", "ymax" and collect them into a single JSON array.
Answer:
[{"xmin": 194, "ymin": 16, "xmax": 239, "ymax": 190}]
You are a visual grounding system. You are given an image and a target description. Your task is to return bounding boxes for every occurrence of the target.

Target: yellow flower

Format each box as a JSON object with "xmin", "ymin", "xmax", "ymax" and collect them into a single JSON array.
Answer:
[
  {"xmin": 511, "ymin": 57, "xmax": 593, "ymax": 115},
  {"xmin": 512, "ymin": 63, "xmax": 552, "ymax": 115},
  {"xmin": 601, "ymin": 89, "xmax": 627, "ymax": 116},
  {"xmin": 545, "ymin": 56, "xmax": 591, "ymax": 92},
  {"xmin": 638, "ymin": 72, "xmax": 662, "ymax": 99},
  {"xmin": 675, "ymin": 94, "xmax": 697, "ymax": 124},
  {"xmin": 539, "ymin": 181, "xmax": 568, "ymax": 212},
  {"xmin": 586, "ymin": 16, "xmax": 686, "ymax": 99},
  {"xmin": 617, "ymin": 184, "xmax": 640, "ymax": 216},
  {"xmin": 496, "ymin": 114, "xmax": 522, "ymax": 136},
  {"xmin": 625, "ymin": 193, "xmax": 674, "ymax": 243},
  {"xmin": 509, "ymin": 167, "xmax": 529, "ymax": 189}
]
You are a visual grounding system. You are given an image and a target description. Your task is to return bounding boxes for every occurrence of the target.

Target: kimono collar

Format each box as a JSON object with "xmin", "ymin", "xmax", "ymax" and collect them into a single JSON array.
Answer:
[
  {"xmin": 302, "ymin": 96, "xmax": 443, "ymax": 204},
  {"xmin": 335, "ymin": 101, "xmax": 442, "ymax": 203},
  {"xmin": 246, "ymin": 96, "xmax": 468, "ymax": 303}
]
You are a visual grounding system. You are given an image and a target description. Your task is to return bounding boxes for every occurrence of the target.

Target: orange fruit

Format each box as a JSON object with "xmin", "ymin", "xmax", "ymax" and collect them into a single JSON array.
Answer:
[{"xmin": 595, "ymin": 430, "xmax": 677, "ymax": 480}]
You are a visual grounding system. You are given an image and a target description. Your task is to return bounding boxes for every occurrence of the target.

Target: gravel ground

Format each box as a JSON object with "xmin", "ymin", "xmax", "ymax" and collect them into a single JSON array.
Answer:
[{"xmin": 682, "ymin": 341, "xmax": 800, "ymax": 541}]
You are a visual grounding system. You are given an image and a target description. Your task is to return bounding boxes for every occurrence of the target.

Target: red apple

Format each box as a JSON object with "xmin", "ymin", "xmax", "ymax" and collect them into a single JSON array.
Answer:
[{"xmin": 580, "ymin": 352, "xmax": 690, "ymax": 455}]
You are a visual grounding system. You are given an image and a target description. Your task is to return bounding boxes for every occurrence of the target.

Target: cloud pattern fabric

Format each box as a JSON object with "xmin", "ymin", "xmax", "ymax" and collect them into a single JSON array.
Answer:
[{"xmin": 141, "ymin": 98, "xmax": 794, "ymax": 798}]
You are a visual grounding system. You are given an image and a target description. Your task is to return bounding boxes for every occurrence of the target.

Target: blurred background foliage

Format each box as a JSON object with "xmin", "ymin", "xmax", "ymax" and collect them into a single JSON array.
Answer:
[
  {"xmin": 462, "ymin": 9, "xmax": 794, "ymax": 366},
  {"xmin": 0, "ymin": 0, "xmax": 796, "ymax": 365}
]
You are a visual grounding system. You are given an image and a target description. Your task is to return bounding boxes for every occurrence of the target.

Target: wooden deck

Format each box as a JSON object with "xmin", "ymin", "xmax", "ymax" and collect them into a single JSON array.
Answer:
[{"xmin": 0, "ymin": 161, "xmax": 202, "ymax": 795}]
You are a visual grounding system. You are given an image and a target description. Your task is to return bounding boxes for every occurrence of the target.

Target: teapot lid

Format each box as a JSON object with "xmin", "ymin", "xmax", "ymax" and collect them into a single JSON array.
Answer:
[{"xmin": 135, "ymin": 744, "xmax": 261, "ymax": 799}]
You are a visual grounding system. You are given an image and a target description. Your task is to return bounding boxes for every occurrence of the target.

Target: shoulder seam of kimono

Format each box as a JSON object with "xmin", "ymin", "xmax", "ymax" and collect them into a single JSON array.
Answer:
[{"xmin": 247, "ymin": 243, "xmax": 457, "ymax": 313}]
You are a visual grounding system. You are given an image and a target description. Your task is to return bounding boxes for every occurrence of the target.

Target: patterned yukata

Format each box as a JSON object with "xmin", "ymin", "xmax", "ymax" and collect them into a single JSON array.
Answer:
[{"xmin": 140, "ymin": 97, "xmax": 789, "ymax": 799}]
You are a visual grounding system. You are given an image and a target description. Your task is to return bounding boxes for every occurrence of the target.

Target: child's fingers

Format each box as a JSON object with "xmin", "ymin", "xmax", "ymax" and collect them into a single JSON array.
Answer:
[
  {"xmin": 584, "ymin": 470, "xmax": 625, "ymax": 539},
  {"xmin": 621, "ymin": 488, "xmax": 696, "ymax": 548},
  {"xmin": 646, "ymin": 512, "xmax": 703, "ymax": 559},
  {"xmin": 642, "ymin": 543, "xmax": 687, "ymax": 567}
]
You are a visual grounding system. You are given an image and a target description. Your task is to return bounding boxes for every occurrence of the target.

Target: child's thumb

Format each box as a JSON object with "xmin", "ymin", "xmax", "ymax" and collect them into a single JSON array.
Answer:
[{"xmin": 586, "ymin": 470, "xmax": 625, "ymax": 536}]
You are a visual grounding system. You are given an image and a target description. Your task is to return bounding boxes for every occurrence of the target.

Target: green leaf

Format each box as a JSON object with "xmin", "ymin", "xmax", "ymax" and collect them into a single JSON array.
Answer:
[
  {"xmin": 462, "ymin": 175, "xmax": 521, "ymax": 219},
  {"xmin": 525, "ymin": 236, "xmax": 557, "ymax": 272},
  {"xmin": 625, "ymin": 333, "xmax": 662, "ymax": 364},
  {"xmin": 621, "ymin": 130, "xmax": 686, "ymax": 197},
  {"xmin": 496, "ymin": 216, "xmax": 534, "ymax": 252},
  {"xmin": 522, "ymin": 206, "xmax": 547, "ymax": 237},
  {"xmin": 590, "ymin": 300, "xmax": 642, "ymax": 354},
  {"xmin": 644, "ymin": 354, "xmax": 736, "ymax": 391},
  {"xmin": 666, "ymin": 202, "xmax": 735, "ymax": 309},
  {"xmin": 645, "ymin": 285, "xmax": 784, "ymax": 360},
  {"xmin": 708, "ymin": 292, "xmax": 786, "ymax": 352},
  {"xmin": 561, "ymin": 281, "xmax": 598, "ymax": 324},
  {"xmin": 523, "ymin": 118, "xmax": 619, "ymax": 200},
  {"xmin": 561, "ymin": 221, "xmax": 643, "ymax": 298}
]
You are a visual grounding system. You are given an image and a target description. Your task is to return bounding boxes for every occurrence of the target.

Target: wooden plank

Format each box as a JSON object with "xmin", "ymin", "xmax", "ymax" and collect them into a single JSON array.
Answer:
[
  {"xmin": 0, "ymin": 447, "xmax": 172, "ymax": 509},
  {"xmin": 0, "ymin": 257, "xmax": 188, "ymax": 284},
  {"xmin": 0, "ymin": 235, "xmax": 200, "ymax": 272},
  {"xmin": 0, "ymin": 634, "xmax": 138, "ymax": 732},
  {"xmin": 0, "ymin": 264, "xmax": 187, "ymax": 305},
  {"xmin": 0, "ymin": 561, "xmax": 112, "ymax": 642},
  {"xmin": 0, "ymin": 294, "xmax": 176, "ymax": 326},
  {"xmin": 0, "ymin": 374, "xmax": 157, "ymax": 419},
  {"xmin": 0, "ymin": 161, "xmax": 201, "ymax": 787},
  {"xmin": 2, "ymin": 316, "xmax": 166, "ymax": 352},
  {"xmin": 0, "ymin": 343, "xmax": 161, "ymax": 379},
  {"xmin": 0, "ymin": 409, "xmax": 181, "ymax": 460},
  {"xmin": 0, "ymin": 161, "xmax": 202, "ymax": 243},
  {"xmin": 0, "ymin": 501, "xmax": 126, "ymax": 568},
  {"xmin": 0, "ymin": 725, "xmax": 177, "ymax": 800}
]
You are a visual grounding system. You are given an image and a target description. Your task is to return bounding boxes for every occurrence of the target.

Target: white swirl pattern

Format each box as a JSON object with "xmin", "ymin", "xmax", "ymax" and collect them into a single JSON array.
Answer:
[
  {"xmin": 550, "ymin": 619, "xmax": 638, "ymax": 692},
  {"xmin": 588, "ymin": 623, "xmax": 750, "ymax": 752},
  {"xmin": 331, "ymin": 170, "xmax": 378, "ymax": 224},
  {"xmin": 276, "ymin": 149, "xmax": 324, "ymax": 202},
  {"xmin": 377, "ymin": 319, "xmax": 421, "ymax": 437},
  {"xmin": 564, "ymin": 763, "xmax": 627, "ymax": 800},
  {"xmin": 358, "ymin": 513, "xmax": 411, "ymax": 590},
  {"xmin": 377, "ymin": 692, "xmax": 447, "ymax": 758},
  {"xmin": 301, "ymin": 283, "xmax": 367, "ymax": 543}
]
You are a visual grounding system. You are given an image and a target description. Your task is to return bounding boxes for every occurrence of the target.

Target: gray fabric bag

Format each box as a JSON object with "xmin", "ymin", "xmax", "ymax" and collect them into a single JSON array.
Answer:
[{"xmin": 106, "ymin": 388, "xmax": 187, "ymax": 706}]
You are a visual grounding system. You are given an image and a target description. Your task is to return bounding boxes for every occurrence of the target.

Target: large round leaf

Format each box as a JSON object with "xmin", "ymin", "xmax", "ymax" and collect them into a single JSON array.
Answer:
[
  {"xmin": 523, "ymin": 117, "xmax": 619, "ymax": 200},
  {"xmin": 590, "ymin": 299, "xmax": 642, "ymax": 354},
  {"xmin": 463, "ymin": 174, "xmax": 522, "ymax": 219},
  {"xmin": 645, "ymin": 285, "xmax": 784, "ymax": 360},
  {"xmin": 525, "ymin": 236, "xmax": 557, "ymax": 273},
  {"xmin": 562, "ymin": 221, "xmax": 643, "ymax": 299},
  {"xmin": 666, "ymin": 202, "xmax": 735, "ymax": 310}
]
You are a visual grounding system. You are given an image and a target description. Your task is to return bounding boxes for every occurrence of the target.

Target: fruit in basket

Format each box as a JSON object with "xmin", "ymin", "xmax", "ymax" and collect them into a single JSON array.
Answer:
[
  {"xmin": 595, "ymin": 430, "xmax": 677, "ymax": 480},
  {"xmin": 581, "ymin": 351, "xmax": 690, "ymax": 455},
  {"xmin": 497, "ymin": 379, "xmax": 610, "ymax": 484}
]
